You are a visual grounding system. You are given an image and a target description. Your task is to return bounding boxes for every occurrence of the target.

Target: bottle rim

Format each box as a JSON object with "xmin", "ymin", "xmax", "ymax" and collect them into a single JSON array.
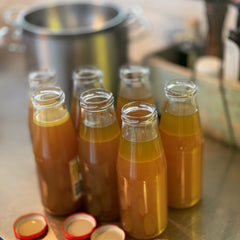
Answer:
[
  {"xmin": 119, "ymin": 64, "xmax": 149, "ymax": 82},
  {"xmin": 80, "ymin": 88, "xmax": 114, "ymax": 112},
  {"xmin": 32, "ymin": 86, "xmax": 65, "ymax": 109},
  {"xmin": 121, "ymin": 101, "xmax": 157, "ymax": 125},
  {"xmin": 28, "ymin": 69, "xmax": 56, "ymax": 89},
  {"xmin": 165, "ymin": 79, "xmax": 197, "ymax": 99},
  {"xmin": 72, "ymin": 65, "xmax": 103, "ymax": 83}
]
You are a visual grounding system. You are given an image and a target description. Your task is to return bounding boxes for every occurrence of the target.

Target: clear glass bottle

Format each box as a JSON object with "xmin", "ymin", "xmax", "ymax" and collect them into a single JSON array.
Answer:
[
  {"xmin": 78, "ymin": 88, "xmax": 120, "ymax": 221},
  {"xmin": 159, "ymin": 80, "xmax": 204, "ymax": 208},
  {"xmin": 28, "ymin": 69, "xmax": 56, "ymax": 137},
  {"xmin": 71, "ymin": 65, "xmax": 103, "ymax": 133},
  {"xmin": 117, "ymin": 101, "xmax": 168, "ymax": 239},
  {"xmin": 32, "ymin": 86, "xmax": 82, "ymax": 215},
  {"xmin": 116, "ymin": 65, "xmax": 154, "ymax": 126}
]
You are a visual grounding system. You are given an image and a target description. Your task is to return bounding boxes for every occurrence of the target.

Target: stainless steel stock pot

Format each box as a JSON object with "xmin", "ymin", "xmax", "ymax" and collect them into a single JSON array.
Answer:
[{"xmin": 11, "ymin": 1, "xmax": 147, "ymax": 106}]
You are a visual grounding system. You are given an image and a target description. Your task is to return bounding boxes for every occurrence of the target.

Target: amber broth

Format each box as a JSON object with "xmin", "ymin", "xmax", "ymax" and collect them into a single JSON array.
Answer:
[
  {"xmin": 117, "ymin": 137, "xmax": 167, "ymax": 239},
  {"xmin": 79, "ymin": 122, "xmax": 120, "ymax": 221},
  {"xmin": 33, "ymin": 109, "xmax": 81, "ymax": 215},
  {"xmin": 71, "ymin": 97, "xmax": 81, "ymax": 133},
  {"xmin": 116, "ymin": 88, "xmax": 154, "ymax": 126},
  {"xmin": 159, "ymin": 103, "xmax": 203, "ymax": 208},
  {"xmin": 28, "ymin": 100, "xmax": 34, "ymax": 137}
]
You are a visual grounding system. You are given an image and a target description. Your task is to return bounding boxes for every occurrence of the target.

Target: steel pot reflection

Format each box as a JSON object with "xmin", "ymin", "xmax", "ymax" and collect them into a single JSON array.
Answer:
[{"xmin": 12, "ymin": 2, "xmax": 148, "ymax": 107}]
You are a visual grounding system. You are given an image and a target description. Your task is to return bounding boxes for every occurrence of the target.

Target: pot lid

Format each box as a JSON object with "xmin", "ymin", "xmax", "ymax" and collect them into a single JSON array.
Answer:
[{"xmin": 18, "ymin": 2, "xmax": 129, "ymax": 36}]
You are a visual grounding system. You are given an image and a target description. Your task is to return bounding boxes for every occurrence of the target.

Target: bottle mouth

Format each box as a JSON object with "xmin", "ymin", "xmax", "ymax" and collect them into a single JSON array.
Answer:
[
  {"xmin": 119, "ymin": 64, "xmax": 149, "ymax": 83},
  {"xmin": 28, "ymin": 69, "xmax": 56, "ymax": 89},
  {"xmin": 165, "ymin": 79, "xmax": 197, "ymax": 99},
  {"xmin": 80, "ymin": 88, "xmax": 114, "ymax": 111},
  {"xmin": 121, "ymin": 101, "xmax": 157, "ymax": 125},
  {"xmin": 32, "ymin": 86, "xmax": 65, "ymax": 109},
  {"xmin": 72, "ymin": 65, "xmax": 103, "ymax": 84}
]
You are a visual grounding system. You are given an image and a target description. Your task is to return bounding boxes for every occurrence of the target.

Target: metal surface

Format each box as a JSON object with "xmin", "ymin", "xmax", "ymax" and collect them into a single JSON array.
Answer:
[
  {"xmin": 1, "ymin": 49, "xmax": 240, "ymax": 240},
  {"xmin": 18, "ymin": 2, "xmax": 130, "ymax": 107}
]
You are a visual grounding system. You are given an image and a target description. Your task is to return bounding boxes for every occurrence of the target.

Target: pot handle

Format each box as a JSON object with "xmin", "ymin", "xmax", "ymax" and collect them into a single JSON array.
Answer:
[
  {"xmin": 126, "ymin": 6, "xmax": 151, "ymax": 41},
  {"xmin": 0, "ymin": 7, "xmax": 25, "ymax": 52}
]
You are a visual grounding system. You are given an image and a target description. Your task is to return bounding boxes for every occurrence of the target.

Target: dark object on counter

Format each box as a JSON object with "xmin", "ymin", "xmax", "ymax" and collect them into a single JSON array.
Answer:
[
  {"xmin": 228, "ymin": 29, "xmax": 240, "ymax": 81},
  {"xmin": 178, "ymin": 19, "xmax": 206, "ymax": 70},
  {"xmin": 204, "ymin": 0, "xmax": 228, "ymax": 58}
]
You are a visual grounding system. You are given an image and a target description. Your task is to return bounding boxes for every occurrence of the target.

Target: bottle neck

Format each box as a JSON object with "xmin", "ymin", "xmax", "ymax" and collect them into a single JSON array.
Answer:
[
  {"xmin": 72, "ymin": 66, "xmax": 103, "ymax": 98},
  {"xmin": 32, "ymin": 87, "xmax": 68, "ymax": 125},
  {"xmin": 28, "ymin": 70, "xmax": 56, "ymax": 93},
  {"xmin": 121, "ymin": 101, "xmax": 159, "ymax": 142},
  {"xmin": 80, "ymin": 88, "xmax": 116, "ymax": 128},
  {"xmin": 119, "ymin": 65, "xmax": 152, "ymax": 95},
  {"xmin": 164, "ymin": 80, "xmax": 198, "ymax": 116}
]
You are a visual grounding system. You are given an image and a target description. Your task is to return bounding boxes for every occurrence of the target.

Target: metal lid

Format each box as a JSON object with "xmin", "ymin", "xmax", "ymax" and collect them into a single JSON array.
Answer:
[
  {"xmin": 13, "ymin": 213, "xmax": 48, "ymax": 239},
  {"xmin": 18, "ymin": 2, "xmax": 129, "ymax": 36},
  {"xmin": 62, "ymin": 213, "xmax": 97, "ymax": 240},
  {"xmin": 90, "ymin": 225, "xmax": 125, "ymax": 240}
]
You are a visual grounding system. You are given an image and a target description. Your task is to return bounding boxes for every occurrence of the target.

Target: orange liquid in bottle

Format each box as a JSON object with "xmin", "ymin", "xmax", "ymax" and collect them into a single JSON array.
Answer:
[
  {"xmin": 116, "ymin": 88, "xmax": 154, "ymax": 125},
  {"xmin": 117, "ymin": 137, "xmax": 168, "ymax": 239},
  {"xmin": 79, "ymin": 122, "xmax": 120, "ymax": 221},
  {"xmin": 28, "ymin": 100, "xmax": 34, "ymax": 138},
  {"xmin": 33, "ymin": 109, "xmax": 82, "ymax": 215},
  {"xmin": 71, "ymin": 97, "xmax": 81, "ymax": 134},
  {"xmin": 159, "ymin": 102, "xmax": 203, "ymax": 208}
]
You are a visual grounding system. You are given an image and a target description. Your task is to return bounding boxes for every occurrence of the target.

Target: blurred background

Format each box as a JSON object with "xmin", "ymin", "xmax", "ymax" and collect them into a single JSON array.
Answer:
[
  {"xmin": 1, "ymin": 1, "xmax": 240, "ymax": 240},
  {"xmin": 0, "ymin": 0, "xmax": 209, "ymax": 62}
]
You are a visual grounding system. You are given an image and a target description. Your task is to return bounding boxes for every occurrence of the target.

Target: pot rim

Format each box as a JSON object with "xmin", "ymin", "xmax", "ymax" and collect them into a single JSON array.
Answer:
[{"xmin": 18, "ymin": 1, "xmax": 129, "ymax": 36}]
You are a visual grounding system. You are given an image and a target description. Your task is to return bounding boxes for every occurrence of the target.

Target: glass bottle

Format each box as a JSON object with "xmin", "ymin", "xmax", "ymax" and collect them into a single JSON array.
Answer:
[
  {"xmin": 78, "ymin": 88, "xmax": 120, "ymax": 221},
  {"xmin": 71, "ymin": 65, "xmax": 103, "ymax": 133},
  {"xmin": 159, "ymin": 80, "xmax": 204, "ymax": 208},
  {"xmin": 116, "ymin": 65, "xmax": 154, "ymax": 126},
  {"xmin": 28, "ymin": 69, "xmax": 56, "ymax": 138},
  {"xmin": 32, "ymin": 86, "xmax": 82, "ymax": 215},
  {"xmin": 117, "ymin": 101, "xmax": 168, "ymax": 239}
]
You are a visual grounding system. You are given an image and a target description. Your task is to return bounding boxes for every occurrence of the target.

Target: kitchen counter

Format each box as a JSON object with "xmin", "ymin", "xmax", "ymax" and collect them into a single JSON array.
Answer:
[{"xmin": 1, "ymin": 48, "xmax": 240, "ymax": 240}]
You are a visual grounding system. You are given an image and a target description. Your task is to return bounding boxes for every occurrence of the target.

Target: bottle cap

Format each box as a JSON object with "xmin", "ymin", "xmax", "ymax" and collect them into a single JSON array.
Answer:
[
  {"xmin": 13, "ymin": 213, "xmax": 48, "ymax": 239},
  {"xmin": 90, "ymin": 224, "xmax": 125, "ymax": 240},
  {"xmin": 62, "ymin": 213, "xmax": 97, "ymax": 240}
]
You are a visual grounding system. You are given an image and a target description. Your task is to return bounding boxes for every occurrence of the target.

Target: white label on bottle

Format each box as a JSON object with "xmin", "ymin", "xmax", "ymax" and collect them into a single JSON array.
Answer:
[
  {"xmin": 223, "ymin": 38, "xmax": 240, "ymax": 81},
  {"xmin": 69, "ymin": 156, "xmax": 82, "ymax": 201}
]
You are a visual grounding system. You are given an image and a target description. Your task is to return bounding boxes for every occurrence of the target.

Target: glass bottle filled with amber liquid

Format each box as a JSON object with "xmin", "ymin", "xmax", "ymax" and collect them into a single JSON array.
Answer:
[
  {"xmin": 78, "ymin": 88, "xmax": 120, "ymax": 221},
  {"xmin": 117, "ymin": 101, "xmax": 168, "ymax": 239},
  {"xmin": 28, "ymin": 70, "xmax": 56, "ymax": 138},
  {"xmin": 32, "ymin": 86, "xmax": 82, "ymax": 215},
  {"xmin": 71, "ymin": 65, "xmax": 103, "ymax": 133},
  {"xmin": 116, "ymin": 65, "xmax": 154, "ymax": 126},
  {"xmin": 159, "ymin": 80, "xmax": 204, "ymax": 208}
]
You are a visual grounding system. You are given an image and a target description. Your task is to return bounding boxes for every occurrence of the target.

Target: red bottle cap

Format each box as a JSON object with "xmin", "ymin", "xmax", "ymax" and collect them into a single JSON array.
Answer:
[
  {"xmin": 13, "ymin": 213, "xmax": 48, "ymax": 239},
  {"xmin": 90, "ymin": 224, "xmax": 125, "ymax": 240},
  {"xmin": 62, "ymin": 212, "xmax": 97, "ymax": 240}
]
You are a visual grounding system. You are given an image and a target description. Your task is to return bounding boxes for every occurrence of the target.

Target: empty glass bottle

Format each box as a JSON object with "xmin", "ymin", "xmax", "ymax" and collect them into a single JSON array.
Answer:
[
  {"xmin": 117, "ymin": 101, "xmax": 168, "ymax": 239},
  {"xmin": 71, "ymin": 65, "xmax": 103, "ymax": 133},
  {"xmin": 78, "ymin": 88, "xmax": 120, "ymax": 221},
  {"xmin": 28, "ymin": 69, "xmax": 56, "ymax": 137},
  {"xmin": 116, "ymin": 65, "xmax": 154, "ymax": 126},
  {"xmin": 32, "ymin": 86, "xmax": 82, "ymax": 215},
  {"xmin": 159, "ymin": 79, "xmax": 204, "ymax": 208}
]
